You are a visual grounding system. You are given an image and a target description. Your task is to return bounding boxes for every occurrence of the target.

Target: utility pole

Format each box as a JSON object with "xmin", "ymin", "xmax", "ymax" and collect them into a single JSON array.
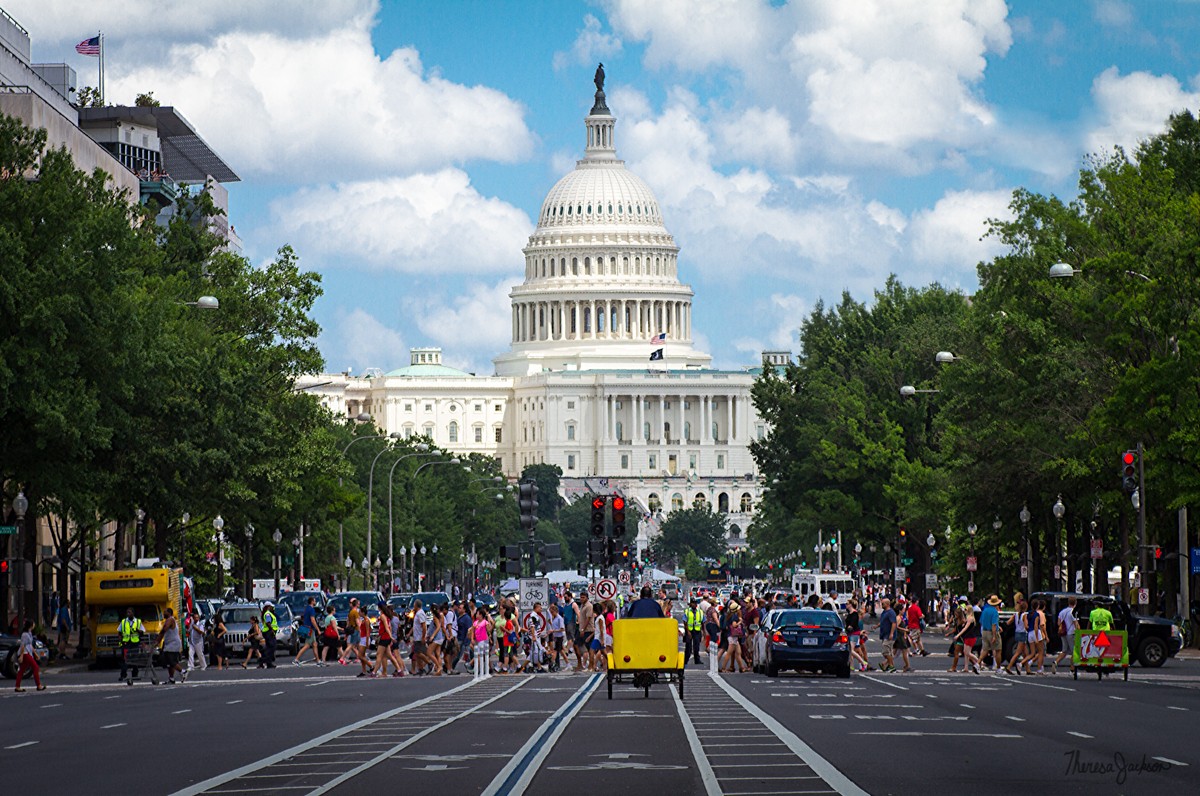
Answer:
[{"xmin": 1137, "ymin": 441, "xmax": 1148, "ymax": 607}]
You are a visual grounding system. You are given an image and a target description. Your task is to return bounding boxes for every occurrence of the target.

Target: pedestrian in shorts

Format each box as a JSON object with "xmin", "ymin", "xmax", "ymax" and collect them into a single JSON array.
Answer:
[
  {"xmin": 1053, "ymin": 596, "xmax": 1079, "ymax": 674},
  {"xmin": 159, "ymin": 607, "xmax": 184, "ymax": 683},
  {"xmin": 548, "ymin": 603, "xmax": 566, "ymax": 671},
  {"xmin": 878, "ymin": 598, "xmax": 897, "ymax": 672}
]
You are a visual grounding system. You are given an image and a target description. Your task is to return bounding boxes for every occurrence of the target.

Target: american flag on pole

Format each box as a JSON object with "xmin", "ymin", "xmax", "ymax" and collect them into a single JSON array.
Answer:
[
  {"xmin": 75, "ymin": 36, "xmax": 101, "ymax": 56},
  {"xmin": 649, "ymin": 332, "xmax": 666, "ymax": 343}
]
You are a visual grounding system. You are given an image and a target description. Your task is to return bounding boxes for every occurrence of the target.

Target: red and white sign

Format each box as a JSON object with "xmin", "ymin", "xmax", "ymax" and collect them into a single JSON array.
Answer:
[
  {"xmin": 522, "ymin": 611, "xmax": 546, "ymax": 633},
  {"xmin": 1137, "ymin": 587, "xmax": 1150, "ymax": 605},
  {"xmin": 1090, "ymin": 539, "xmax": 1104, "ymax": 560},
  {"xmin": 1020, "ymin": 564, "xmax": 1029, "ymax": 579},
  {"xmin": 617, "ymin": 570, "xmax": 630, "ymax": 585},
  {"xmin": 596, "ymin": 578, "xmax": 618, "ymax": 601},
  {"xmin": 966, "ymin": 556, "xmax": 978, "ymax": 572}
]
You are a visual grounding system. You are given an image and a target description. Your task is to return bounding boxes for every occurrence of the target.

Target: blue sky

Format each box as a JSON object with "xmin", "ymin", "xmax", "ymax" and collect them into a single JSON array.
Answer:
[{"xmin": 11, "ymin": 0, "xmax": 1200, "ymax": 373}]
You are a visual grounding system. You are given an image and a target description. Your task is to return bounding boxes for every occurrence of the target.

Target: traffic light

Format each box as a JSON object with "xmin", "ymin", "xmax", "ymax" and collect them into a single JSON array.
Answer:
[
  {"xmin": 519, "ymin": 481, "xmax": 540, "ymax": 532},
  {"xmin": 1121, "ymin": 450, "xmax": 1138, "ymax": 494},
  {"xmin": 899, "ymin": 528, "xmax": 906, "ymax": 540},
  {"xmin": 611, "ymin": 496, "xmax": 627, "ymax": 538},
  {"xmin": 1152, "ymin": 545, "xmax": 1163, "ymax": 571},
  {"xmin": 590, "ymin": 495, "xmax": 607, "ymax": 537},
  {"xmin": 587, "ymin": 538, "xmax": 606, "ymax": 565},
  {"xmin": 541, "ymin": 542, "xmax": 562, "ymax": 573},
  {"xmin": 621, "ymin": 544, "xmax": 630, "ymax": 563},
  {"xmin": 0, "ymin": 559, "xmax": 8, "ymax": 597},
  {"xmin": 605, "ymin": 537, "xmax": 617, "ymax": 567},
  {"xmin": 500, "ymin": 544, "xmax": 522, "ymax": 575}
]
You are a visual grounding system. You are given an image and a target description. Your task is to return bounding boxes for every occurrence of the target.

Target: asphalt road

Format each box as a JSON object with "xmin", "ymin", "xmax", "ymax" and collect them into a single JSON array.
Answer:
[{"xmin": 4, "ymin": 646, "xmax": 1199, "ymax": 795}]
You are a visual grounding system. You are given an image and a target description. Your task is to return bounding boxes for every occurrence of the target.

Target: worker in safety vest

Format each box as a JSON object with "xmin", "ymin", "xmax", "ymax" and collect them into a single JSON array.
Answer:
[
  {"xmin": 684, "ymin": 598, "xmax": 704, "ymax": 665},
  {"xmin": 261, "ymin": 603, "xmax": 279, "ymax": 669},
  {"xmin": 1088, "ymin": 603, "xmax": 1114, "ymax": 631},
  {"xmin": 118, "ymin": 607, "xmax": 146, "ymax": 684}
]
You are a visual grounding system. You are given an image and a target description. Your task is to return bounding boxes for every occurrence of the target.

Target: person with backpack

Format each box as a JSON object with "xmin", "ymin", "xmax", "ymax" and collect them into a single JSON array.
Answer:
[
  {"xmin": 318, "ymin": 604, "xmax": 340, "ymax": 665},
  {"xmin": 293, "ymin": 596, "xmax": 321, "ymax": 666}
]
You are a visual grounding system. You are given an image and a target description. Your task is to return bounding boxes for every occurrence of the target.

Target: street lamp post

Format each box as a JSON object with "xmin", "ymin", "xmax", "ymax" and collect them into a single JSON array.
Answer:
[
  {"xmin": 336, "ymin": 424, "xmax": 392, "ymax": 563},
  {"xmin": 992, "ymin": 516, "xmax": 1002, "ymax": 594},
  {"xmin": 243, "ymin": 523, "xmax": 254, "ymax": 599},
  {"xmin": 410, "ymin": 543, "xmax": 417, "ymax": 592},
  {"xmin": 12, "ymin": 491, "xmax": 28, "ymax": 630},
  {"xmin": 432, "ymin": 544, "xmax": 439, "ymax": 589},
  {"xmin": 344, "ymin": 555, "xmax": 352, "ymax": 590},
  {"xmin": 1053, "ymin": 495, "xmax": 1066, "ymax": 591},
  {"xmin": 292, "ymin": 536, "xmax": 301, "ymax": 590},
  {"xmin": 361, "ymin": 557, "xmax": 369, "ymax": 589},
  {"xmin": 365, "ymin": 436, "xmax": 404, "ymax": 578},
  {"xmin": 926, "ymin": 532, "xmax": 937, "ymax": 610},
  {"xmin": 420, "ymin": 545, "xmax": 427, "ymax": 589},
  {"xmin": 1019, "ymin": 504, "xmax": 1032, "ymax": 596},
  {"xmin": 373, "ymin": 556, "xmax": 381, "ymax": 590},
  {"xmin": 272, "ymin": 529, "xmax": 283, "ymax": 600},
  {"xmin": 213, "ymin": 515, "xmax": 225, "ymax": 598},
  {"xmin": 386, "ymin": 445, "xmax": 433, "ymax": 596},
  {"xmin": 967, "ymin": 523, "xmax": 977, "ymax": 595},
  {"xmin": 398, "ymin": 547, "xmax": 406, "ymax": 591}
]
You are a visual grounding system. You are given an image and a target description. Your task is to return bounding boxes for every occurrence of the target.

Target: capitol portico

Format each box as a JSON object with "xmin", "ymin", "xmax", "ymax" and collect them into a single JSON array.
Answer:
[{"xmin": 300, "ymin": 74, "xmax": 781, "ymax": 553}]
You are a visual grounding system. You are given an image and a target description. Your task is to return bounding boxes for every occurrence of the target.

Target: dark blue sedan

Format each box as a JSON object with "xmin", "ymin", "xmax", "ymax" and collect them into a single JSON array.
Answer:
[{"xmin": 764, "ymin": 609, "xmax": 851, "ymax": 678}]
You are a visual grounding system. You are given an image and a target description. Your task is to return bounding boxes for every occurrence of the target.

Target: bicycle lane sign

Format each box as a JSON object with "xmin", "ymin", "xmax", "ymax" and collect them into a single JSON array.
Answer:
[{"xmin": 519, "ymin": 578, "xmax": 550, "ymax": 612}]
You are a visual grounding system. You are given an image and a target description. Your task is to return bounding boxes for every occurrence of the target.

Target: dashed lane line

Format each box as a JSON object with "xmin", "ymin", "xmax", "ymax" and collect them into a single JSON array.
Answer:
[
  {"xmin": 986, "ymin": 674, "xmax": 1074, "ymax": 692},
  {"xmin": 858, "ymin": 674, "xmax": 908, "ymax": 691},
  {"xmin": 101, "ymin": 723, "xmax": 126, "ymax": 729},
  {"xmin": 5, "ymin": 742, "xmax": 38, "ymax": 750},
  {"xmin": 169, "ymin": 678, "xmax": 477, "ymax": 796},
  {"xmin": 1152, "ymin": 757, "xmax": 1188, "ymax": 766},
  {"xmin": 672, "ymin": 681, "xmax": 721, "ymax": 796},
  {"xmin": 1067, "ymin": 731, "xmax": 1094, "ymax": 739}
]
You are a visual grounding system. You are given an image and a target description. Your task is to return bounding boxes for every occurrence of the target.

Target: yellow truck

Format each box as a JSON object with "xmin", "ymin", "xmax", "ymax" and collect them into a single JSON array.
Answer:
[{"xmin": 85, "ymin": 566, "xmax": 184, "ymax": 662}]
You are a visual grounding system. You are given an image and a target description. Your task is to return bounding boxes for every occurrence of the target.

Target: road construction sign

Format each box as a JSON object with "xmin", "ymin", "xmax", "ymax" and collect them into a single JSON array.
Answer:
[{"xmin": 1073, "ymin": 629, "xmax": 1129, "ymax": 668}]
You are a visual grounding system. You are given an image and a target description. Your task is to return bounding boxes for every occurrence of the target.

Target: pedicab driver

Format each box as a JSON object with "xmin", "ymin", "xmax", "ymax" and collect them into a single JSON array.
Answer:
[
  {"xmin": 625, "ymin": 586, "xmax": 666, "ymax": 618},
  {"xmin": 1088, "ymin": 602, "xmax": 1114, "ymax": 631}
]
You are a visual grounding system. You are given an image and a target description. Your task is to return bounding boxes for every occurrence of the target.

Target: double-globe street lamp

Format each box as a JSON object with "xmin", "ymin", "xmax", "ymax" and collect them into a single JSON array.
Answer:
[
  {"xmin": 362, "ymin": 431, "xmax": 404, "ymax": 581},
  {"xmin": 272, "ymin": 529, "xmax": 283, "ymax": 600},
  {"xmin": 408, "ymin": 457, "xmax": 463, "ymax": 589},
  {"xmin": 213, "ymin": 515, "xmax": 225, "ymax": 597}
]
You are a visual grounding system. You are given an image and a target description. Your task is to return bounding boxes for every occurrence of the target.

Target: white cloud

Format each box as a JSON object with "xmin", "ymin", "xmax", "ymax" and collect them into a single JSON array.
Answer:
[
  {"xmin": 320, "ymin": 307, "xmax": 406, "ymax": 374},
  {"xmin": 104, "ymin": 22, "xmax": 532, "ymax": 180},
  {"xmin": 270, "ymin": 169, "xmax": 532, "ymax": 274},
  {"xmin": 604, "ymin": 0, "xmax": 772, "ymax": 72},
  {"xmin": 405, "ymin": 280, "xmax": 517, "ymax": 371},
  {"xmin": 1086, "ymin": 67, "xmax": 1200, "ymax": 156},
  {"xmin": 907, "ymin": 189, "xmax": 1013, "ymax": 276},
  {"xmin": 715, "ymin": 106, "xmax": 797, "ymax": 168},
  {"xmin": 554, "ymin": 14, "xmax": 623, "ymax": 70},
  {"xmin": 1092, "ymin": 0, "xmax": 1133, "ymax": 29}
]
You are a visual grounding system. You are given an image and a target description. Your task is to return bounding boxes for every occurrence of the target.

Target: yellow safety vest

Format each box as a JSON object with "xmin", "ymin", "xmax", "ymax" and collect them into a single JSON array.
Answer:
[
  {"xmin": 263, "ymin": 610, "xmax": 278, "ymax": 633},
  {"xmin": 1089, "ymin": 607, "xmax": 1113, "ymax": 631},
  {"xmin": 685, "ymin": 608, "xmax": 703, "ymax": 631},
  {"xmin": 120, "ymin": 617, "xmax": 142, "ymax": 643}
]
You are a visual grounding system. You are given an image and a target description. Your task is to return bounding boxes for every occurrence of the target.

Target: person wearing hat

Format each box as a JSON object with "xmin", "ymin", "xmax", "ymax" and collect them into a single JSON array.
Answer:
[
  {"xmin": 683, "ymin": 598, "xmax": 704, "ymax": 665},
  {"xmin": 949, "ymin": 596, "xmax": 981, "ymax": 673},
  {"xmin": 979, "ymin": 595, "xmax": 1002, "ymax": 671}
]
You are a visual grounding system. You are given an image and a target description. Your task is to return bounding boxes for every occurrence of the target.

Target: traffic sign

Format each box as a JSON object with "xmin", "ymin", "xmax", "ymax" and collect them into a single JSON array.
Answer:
[
  {"xmin": 1137, "ymin": 587, "xmax": 1150, "ymax": 605},
  {"xmin": 595, "ymin": 578, "xmax": 618, "ymax": 601},
  {"xmin": 1019, "ymin": 564, "xmax": 1029, "ymax": 579},
  {"xmin": 1090, "ymin": 539, "xmax": 1104, "ymax": 560},
  {"xmin": 518, "ymin": 577, "xmax": 550, "ymax": 611},
  {"xmin": 925, "ymin": 573, "xmax": 937, "ymax": 588},
  {"xmin": 893, "ymin": 566, "xmax": 906, "ymax": 581},
  {"xmin": 522, "ymin": 611, "xmax": 546, "ymax": 634},
  {"xmin": 617, "ymin": 570, "xmax": 630, "ymax": 585},
  {"xmin": 966, "ymin": 556, "xmax": 977, "ymax": 572},
  {"xmin": 1191, "ymin": 547, "xmax": 1200, "ymax": 575},
  {"xmin": 968, "ymin": 578, "xmax": 974, "ymax": 592},
  {"xmin": 0, "ymin": 525, "xmax": 15, "ymax": 535},
  {"xmin": 587, "ymin": 582, "xmax": 598, "ymax": 598},
  {"xmin": 901, "ymin": 556, "xmax": 913, "ymax": 566}
]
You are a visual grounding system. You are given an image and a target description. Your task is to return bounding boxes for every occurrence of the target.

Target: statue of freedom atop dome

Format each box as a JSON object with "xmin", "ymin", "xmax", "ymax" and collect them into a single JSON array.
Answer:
[{"xmin": 594, "ymin": 62, "xmax": 605, "ymax": 92}]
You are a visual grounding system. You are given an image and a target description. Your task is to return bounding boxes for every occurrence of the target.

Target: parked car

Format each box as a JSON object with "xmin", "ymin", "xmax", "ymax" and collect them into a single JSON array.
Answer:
[
  {"xmin": 274, "ymin": 602, "xmax": 298, "ymax": 656},
  {"xmin": 764, "ymin": 608, "xmax": 852, "ymax": 678},
  {"xmin": 1031, "ymin": 591, "xmax": 1182, "ymax": 667},
  {"xmin": 276, "ymin": 590, "xmax": 327, "ymax": 618},
  {"xmin": 1, "ymin": 632, "xmax": 49, "ymax": 679}
]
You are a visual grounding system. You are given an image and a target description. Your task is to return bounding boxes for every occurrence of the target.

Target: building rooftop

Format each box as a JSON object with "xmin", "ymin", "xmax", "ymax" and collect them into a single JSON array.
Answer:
[{"xmin": 78, "ymin": 105, "xmax": 239, "ymax": 183}]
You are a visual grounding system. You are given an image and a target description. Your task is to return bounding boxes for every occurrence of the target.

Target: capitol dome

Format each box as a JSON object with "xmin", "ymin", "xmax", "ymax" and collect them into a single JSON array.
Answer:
[{"xmin": 493, "ymin": 74, "xmax": 711, "ymax": 377}]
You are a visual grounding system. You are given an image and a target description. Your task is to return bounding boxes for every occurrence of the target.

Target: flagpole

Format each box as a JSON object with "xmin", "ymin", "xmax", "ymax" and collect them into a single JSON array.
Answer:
[{"xmin": 98, "ymin": 31, "xmax": 104, "ymax": 104}]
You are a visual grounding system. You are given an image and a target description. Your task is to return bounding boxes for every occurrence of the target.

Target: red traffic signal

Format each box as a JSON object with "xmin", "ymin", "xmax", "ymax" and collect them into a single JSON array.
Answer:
[
  {"xmin": 1154, "ymin": 546, "xmax": 1163, "ymax": 560},
  {"xmin": 612, "ymin": 497, "xmax": 625, "ymax": 511},
  {"xmin": 0, "ymin": 560, "xmax": 7, "ymax": 574},
  {"xmin": 592, "ymin": 496, "xmax": 606, "ymax": 510}
]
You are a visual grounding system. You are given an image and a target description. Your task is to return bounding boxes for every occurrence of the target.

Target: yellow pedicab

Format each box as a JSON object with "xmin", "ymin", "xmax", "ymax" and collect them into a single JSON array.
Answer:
[{"xmin": 606, "ymin": 617, "xmax": 685, "ymax": 699}]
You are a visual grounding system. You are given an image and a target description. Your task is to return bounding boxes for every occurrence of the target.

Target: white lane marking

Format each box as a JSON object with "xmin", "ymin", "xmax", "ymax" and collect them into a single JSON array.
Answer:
[
  {"xmin": 1005, "ymin": 716, "xmax": 1026, "ymax": 722},
  {"xmin": 227, "ymin": 699, "xmax": 243, "ymax": 704},
  {"xmin": 168, "ymin": 678, "xmax": 477, "ymax": 796},
  {"xmin": 270, "ymin": 691, "xmax": 285, "ymax": 696},
  {"xmin": 173, "ymin": 709, "xmax": 192, "ymax": 715},
  {"xmin": 1168, "ymin": 706, "xmax": 1188, "ymax": 711},
  {"xmin": 926, "ymin": 694, "xmax": 937, "ymax": 699},
  {"xmin": 711, "ymin": 673, "xmax": 869, "ymax": 796},
  {"xmin": 479, "ymin": 674, "xmax": 601, "ymax": 796},
  {"xmin": 960, "ymin": 704, "xmax": 975, "ymax": 709},
  {"xmin": 307, "ymin": 679, "xmax": 333, "ymax": 688},
  {"xmin": 313, "ymin": 677, "xmax": 536, "ymax": 795},
  {"xmin": 1109, "ymin": 695, "xmax": 1126, "ymax": 701},
  {"xmin": 101, "ymin": 723, "xmax": 126, "ymax": 729},
  {"xmin": 987, "ymin": 674, "xmax": 1074, "ymax": 692},
  {"xmin": 676, "ymin": 686, "xmax": 720, "ymax": 796},
  {"xmin": 859, "ymin": 674, "xmax": 908, "ymax": 691},
  {"xmin": 1067, "ymin": 731, "xmax": 1094, "ymax": 739},
  {"xmin": 40, "ymin": 703, "xmax": 62, "ymax": 709},
  {"xmin": 5, "ymin": 741, "xmax": 38, "ymax": 749},
  {"xmin": 1152, "ymin": 757, "xmax": 1187, "ymax": 766},
  {"xmin": 852, "ymin": 732, "xmax": 1020, "ymax": 738},
  {"xmin": 104, "ymin": 695, "xmax": 121, "ymax": 700}
]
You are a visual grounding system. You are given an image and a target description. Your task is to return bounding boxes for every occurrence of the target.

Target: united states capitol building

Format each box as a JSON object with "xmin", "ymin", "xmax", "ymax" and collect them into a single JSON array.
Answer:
[{"xmin": 300, "ymin": 76, "xmax": 786, "ymax": 552}]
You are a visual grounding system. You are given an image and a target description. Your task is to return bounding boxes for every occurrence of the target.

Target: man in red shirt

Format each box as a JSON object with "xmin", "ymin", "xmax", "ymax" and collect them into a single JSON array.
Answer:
[{"xmin": 906, "ymin": 595, "xmax": 929, "ymax": 657}]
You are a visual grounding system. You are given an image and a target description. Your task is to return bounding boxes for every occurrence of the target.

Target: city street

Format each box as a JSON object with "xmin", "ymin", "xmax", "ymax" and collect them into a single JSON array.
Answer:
[{"xmin": 4, "ymin": 649, "xmax": 1198, "ymax": 795}]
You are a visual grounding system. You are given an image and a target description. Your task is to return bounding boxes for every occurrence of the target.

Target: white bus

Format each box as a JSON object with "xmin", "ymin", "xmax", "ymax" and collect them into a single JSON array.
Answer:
[{"xmin": 790, "ymin": 571, "xmax": 856, "ymax": 612}]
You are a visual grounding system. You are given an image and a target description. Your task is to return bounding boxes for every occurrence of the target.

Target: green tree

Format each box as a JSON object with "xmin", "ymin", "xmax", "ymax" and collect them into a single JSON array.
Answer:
[
  {"xmin": 651, "ymin": 506, "xmax": 729, "ymax": 565},
  {"xmin": 681, "ymin": 549, "xmax": 708, "ymax": 582},
  {"xmin": 521, "ymin": 462, "xmax": 564, "ymax": 521}
]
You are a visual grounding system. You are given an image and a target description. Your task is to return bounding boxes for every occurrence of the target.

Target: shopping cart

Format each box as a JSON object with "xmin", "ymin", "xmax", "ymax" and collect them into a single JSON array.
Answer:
[{"xmin": 122, "ymin": 643, "xmax": 160, "ymax": 685}]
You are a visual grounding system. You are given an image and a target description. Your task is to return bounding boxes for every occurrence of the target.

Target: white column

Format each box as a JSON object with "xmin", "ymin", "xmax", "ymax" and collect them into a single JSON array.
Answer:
[
  {"xmin": 703, "ymin": 396, "xmax": 710, "ymax": 442},
  {"xmin": 634, "ymin": 394, "xmax": 642, "ymax": 444},
  {"xmin": 660, "ymin": 395, "xmax": 667, "ymax": 442},
  {"xmin": 678, "ymin": 394, "xmax": 684, "ymax": 443},
  {"xmin": 727, "ymin": 395, "xmax": 734, "ymax": 442}
]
